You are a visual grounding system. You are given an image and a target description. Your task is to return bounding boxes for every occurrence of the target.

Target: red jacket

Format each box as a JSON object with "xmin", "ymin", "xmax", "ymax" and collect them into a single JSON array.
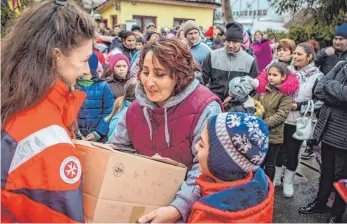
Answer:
[
  {"xmin": 1, "ymin": 79, "xmax": 86, "ymax": 223},
  {"xmin": 189, "ymin": 169, "xmax": 274, "ymax": 223},
  {"xmin": 126, "ymin": 84, "xmax": 222, "ymax": 168}
]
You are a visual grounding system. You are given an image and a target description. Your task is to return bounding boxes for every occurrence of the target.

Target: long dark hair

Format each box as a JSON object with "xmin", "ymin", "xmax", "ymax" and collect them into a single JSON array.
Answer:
[{"xmin": 1, "ymin": 1, "xmax": 96, "ymax": 125}]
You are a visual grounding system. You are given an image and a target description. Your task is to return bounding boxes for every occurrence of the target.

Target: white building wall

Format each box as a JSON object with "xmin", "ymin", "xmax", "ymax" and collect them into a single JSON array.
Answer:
[{"xmin": 225, "ymin": 0, "xmax": 290, "ymax": 32}]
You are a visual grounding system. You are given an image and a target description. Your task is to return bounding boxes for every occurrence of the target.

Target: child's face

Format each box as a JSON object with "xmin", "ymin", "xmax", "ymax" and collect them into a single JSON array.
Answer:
[
  {"xmin": 114, "ymin": 60, "xmax": 129, "ymax": 78},
  {"xmin": 268, "ymin": 67, "xmax": 286, "ymax": 87},
  {"xmin": 135, "ymin": 42, "xmax": 144, "ymax": 51},
  {"xmin": 196, "ymin": 126, "xmax": 211, "ymax": 176}
]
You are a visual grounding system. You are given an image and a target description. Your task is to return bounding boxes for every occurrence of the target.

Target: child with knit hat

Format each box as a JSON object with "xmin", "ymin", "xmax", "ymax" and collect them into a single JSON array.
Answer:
[
  {"xmin": 224, "ymin": 76, "xmax": 264, "ymax": 117},
  {"xmin": 103, "ymin": 53, "xmax": 130, "ymax": 99},
  {"xmin": 188, "ymin": 112, "xmax": 274, "ymax": 223},
  {"xmin": 205, "ymin": 26, "xmax": 214, "ymax": 48},
  {"xmin": 76, "ymin": 52, "xmax": 115, "ymax": 142}
]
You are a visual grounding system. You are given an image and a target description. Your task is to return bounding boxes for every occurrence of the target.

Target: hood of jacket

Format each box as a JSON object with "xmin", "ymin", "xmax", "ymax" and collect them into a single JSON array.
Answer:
[
  {"xmin": 256, "ymin": 71, "xmax": 299, "ymax": 96},
  {"xmin": 197, "ymin": 168, "xmax": 269, "ymax": 212},
  {"xmin": 135, "ymin": 78, "xmax": 200, "ymax": 147}
]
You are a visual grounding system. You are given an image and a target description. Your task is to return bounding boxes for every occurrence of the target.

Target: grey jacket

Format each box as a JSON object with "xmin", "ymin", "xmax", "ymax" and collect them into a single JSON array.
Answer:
[
  {"xmin": 108, "ymin": 79, "xmax": 222, "ymax": 221},
  {"xmin": 285, "ymin": 64, "xmax": 324, "ymax": 125},
  {"xmin": 202, "ymin": 48, "xmax": 258, "ymax": 101},
  {"xmin": 314, "ymin": 61, "xmax": 347, "ymax": 150}
]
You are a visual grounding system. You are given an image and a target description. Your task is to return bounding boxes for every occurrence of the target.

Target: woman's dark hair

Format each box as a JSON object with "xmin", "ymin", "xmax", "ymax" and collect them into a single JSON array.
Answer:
[
  {"xmin": 138, "ymin": 38, "xmax": 199, "ymax": 95},
  {"xmin": 146, "ymin": 32, "xmax": 162, "ymax": 42},
  {"xmin": 297, "ymin": 43, "xmax": 316, "ymax": 62},
  {"xmin": 268, "ymin": 62, "xmax": 290, "ymax": 77},
  {"xmin": 1, "ymin": 1, "xmax": 96, "ymax": 125},
  {"xmin": 121, "ymin": 31, "xmax": 135, "ymax": 41}
]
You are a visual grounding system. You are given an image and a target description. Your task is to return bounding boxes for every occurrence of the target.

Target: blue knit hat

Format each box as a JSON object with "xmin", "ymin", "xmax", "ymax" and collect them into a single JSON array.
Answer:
[
  {"xmin": 207, "ymin": 112, "xmax": 269, "ymax": 181},
  {"xmin": 88, "ymin": 52, "xmax": 99, "ymax": 74},
  {"xmin": 335, "ymin": 23, "xmax": 347, "ymax": 39}
]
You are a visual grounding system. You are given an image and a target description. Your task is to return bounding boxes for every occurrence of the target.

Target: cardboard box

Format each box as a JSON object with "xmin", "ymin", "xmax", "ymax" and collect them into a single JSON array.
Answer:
[{"xmin": 74, "ymin": 140, "xmax": 187, "ymax": 223}]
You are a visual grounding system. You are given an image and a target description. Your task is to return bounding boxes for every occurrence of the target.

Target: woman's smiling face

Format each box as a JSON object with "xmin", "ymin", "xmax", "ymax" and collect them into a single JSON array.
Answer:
[{"xmin": 139, "ymin": 51, "xmax": 176, "ymax": 107}]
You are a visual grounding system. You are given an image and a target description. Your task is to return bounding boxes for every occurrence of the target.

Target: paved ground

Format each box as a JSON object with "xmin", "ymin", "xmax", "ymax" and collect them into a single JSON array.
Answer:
[{"xmin": 273, "ymin": 145, "xmax": 347, "ymax": 223}]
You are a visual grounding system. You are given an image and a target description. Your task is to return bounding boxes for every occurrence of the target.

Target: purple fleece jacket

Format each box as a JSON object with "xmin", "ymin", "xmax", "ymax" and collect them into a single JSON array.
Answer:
[{"xmin": 252, "ymin": 40, "xmax": 273, "ymax": 72}]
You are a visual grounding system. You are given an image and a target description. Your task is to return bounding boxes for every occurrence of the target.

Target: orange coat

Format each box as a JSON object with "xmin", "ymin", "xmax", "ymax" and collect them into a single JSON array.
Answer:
[
  {"xmin": 1, "ymin": 80, "xmax": 86, "ymax": 223},
  {"xmin": 189, "ymin": 169, "xmax": 274, "ymax": 223}
]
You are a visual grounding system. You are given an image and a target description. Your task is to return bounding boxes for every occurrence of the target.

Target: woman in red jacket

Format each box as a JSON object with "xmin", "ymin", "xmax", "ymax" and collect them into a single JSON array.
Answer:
[{"xmin": 1, "ymin": 0, "xmax": 96, "ymax": 222}]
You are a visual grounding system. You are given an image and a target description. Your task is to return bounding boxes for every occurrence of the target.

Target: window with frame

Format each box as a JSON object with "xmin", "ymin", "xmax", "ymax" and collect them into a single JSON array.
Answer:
[
  {"xmin": 133, "ymin": 15, "xmax": 157, "ymax": 32},
  {"xmin": 174, "ymin": 18, "xmax": 194, "ymax": 28},
  {"xmin": 262, "ymin": 10, "xmax": 267, "ymax": 15},
  {"xmin": 249, "ymin": 11, "xmax": 252, "ymax": 16},
  {"xmin": 244, "ymin": 10, "xmax": 248, "ymax": 16},
  {"xmin": 253, "ymin": 10, "xmax": 256, "ymax": 15},
  {"xmin": 111, "ymin": 15, "xmax": 117, "ymax": 29}
]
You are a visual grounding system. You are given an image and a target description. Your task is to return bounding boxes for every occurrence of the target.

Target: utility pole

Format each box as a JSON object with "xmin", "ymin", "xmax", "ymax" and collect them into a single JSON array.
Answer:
[{"xmin": 221, "ymin": 0, "xmax": 233, "ymax": 23}]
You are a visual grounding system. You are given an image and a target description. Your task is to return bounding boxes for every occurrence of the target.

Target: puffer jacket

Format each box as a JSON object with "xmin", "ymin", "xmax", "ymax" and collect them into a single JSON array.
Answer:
[
  {"xmin": 316, "ymin": 48, "xmax": 347, "ymax": 75},
  {"xmin": 285, "ymin": 64, "xmax": 324, "ymax": 125},
  {"xmin": 255, "ymin": 71, "xmax": 299, "ymax": 144},
  {"xmin": 188, "ymin": 169, "xmax": 274, "ymax": 223},
  {"xmin": 76, "ymin": 75, "xmax": 115, "ymax": 137},
  {"xmin": 314, "ymin": 61, "xmax": 347, "ymax": 150}
]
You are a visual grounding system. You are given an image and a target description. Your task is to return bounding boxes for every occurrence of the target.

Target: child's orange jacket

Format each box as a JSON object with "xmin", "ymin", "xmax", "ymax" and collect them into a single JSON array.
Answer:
[{"xmin": 188, "ymin": 169, "xmax": 274, "ymax": 223}]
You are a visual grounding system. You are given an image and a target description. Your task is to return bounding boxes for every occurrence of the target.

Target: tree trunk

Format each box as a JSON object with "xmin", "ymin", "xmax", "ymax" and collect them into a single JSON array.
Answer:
[{"xmin": 221, "ymin": 0, "xmax": 233, "ymax": 23}]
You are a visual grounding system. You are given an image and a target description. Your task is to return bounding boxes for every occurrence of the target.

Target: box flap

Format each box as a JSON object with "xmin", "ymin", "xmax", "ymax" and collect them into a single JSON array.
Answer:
[{"xmin": 75, "ymin": 140, "xmax": 185, "ymax": 168}]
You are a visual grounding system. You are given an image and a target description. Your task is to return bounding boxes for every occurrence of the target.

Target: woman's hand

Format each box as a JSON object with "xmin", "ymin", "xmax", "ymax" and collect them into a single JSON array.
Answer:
[
  {"xmin": 138, "ymin": 206, "xmax": 181, "ymax": 223},
  {"xmin": 86, "ymin": 133, "xmax": 96, "ymax": 141}
]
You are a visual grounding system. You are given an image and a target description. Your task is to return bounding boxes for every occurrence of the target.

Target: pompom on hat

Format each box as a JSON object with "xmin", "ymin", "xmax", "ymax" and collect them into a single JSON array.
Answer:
[
  {"xmin": 205, "ymin": 26, "xmax": 214, "ymax": 38},
  {"xmin": 228, "ymin": 76, "xmax": 259, "ymax": 100}
]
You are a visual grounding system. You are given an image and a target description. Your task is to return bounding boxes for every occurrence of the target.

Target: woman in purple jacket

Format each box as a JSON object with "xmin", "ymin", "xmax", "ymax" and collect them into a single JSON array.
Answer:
[
  {"xmin": 108, "ymin": 38, "xmax": 222, "ymax": 223},
  {"xmin": 252, "ymin": 31, "xmax": 273, "ymax": 72}
]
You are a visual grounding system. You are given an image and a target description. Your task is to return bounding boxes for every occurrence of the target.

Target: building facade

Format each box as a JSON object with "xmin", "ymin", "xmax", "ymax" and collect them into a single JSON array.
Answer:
[
  {"xmin": 95, "ymin": 0, "xmax": 219, "ymax": 31},
  {"xmin": 227, "ymin": 0, "xmax": 290, "ymax": 32}
]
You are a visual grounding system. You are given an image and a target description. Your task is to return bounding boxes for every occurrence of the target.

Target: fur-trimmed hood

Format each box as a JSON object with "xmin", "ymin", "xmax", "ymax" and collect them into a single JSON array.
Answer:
[{"xmin": 256, "ymin": 71, "xmax": 299, "ymax": 96}]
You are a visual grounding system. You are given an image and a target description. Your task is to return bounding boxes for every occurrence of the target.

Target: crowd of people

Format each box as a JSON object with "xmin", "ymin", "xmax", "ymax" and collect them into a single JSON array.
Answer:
[{"xmin": 1, "ymin": 0, "xmax": 347, "ymax": 223}]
